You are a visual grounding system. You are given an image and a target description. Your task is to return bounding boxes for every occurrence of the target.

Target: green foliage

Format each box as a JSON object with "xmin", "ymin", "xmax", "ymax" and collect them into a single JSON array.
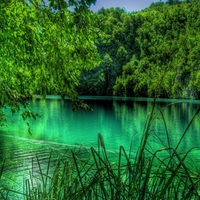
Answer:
[
  {"xmin": 112, "ymin": 1, "xmax": 200, "ymax": 98},
  {"xmin": 75, "ymin": 1, "xmax": 200, "ymax": 99},
  {"xmin": 78, "ymin": 7, "xmax": 133, "ymax": 96},
  {"xmin": 0, "ymin": 0, "xmax": 100, "ymax": 126}
]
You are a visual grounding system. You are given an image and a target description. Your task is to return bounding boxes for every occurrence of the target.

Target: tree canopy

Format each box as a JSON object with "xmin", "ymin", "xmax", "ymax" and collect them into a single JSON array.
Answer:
[
  {"xmin": 0, "ymin": 0, "xmax": 100, "ymax": 126},
  {"xmin": 77, "ymin": 0, "xmax": 200, "ymax": 99}
]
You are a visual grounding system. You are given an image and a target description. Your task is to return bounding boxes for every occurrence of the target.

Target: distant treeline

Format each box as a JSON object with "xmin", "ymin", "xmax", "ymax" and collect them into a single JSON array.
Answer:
[{"xmin": 77, "ymin": 0, "xmax": 200, "ymax": 99}]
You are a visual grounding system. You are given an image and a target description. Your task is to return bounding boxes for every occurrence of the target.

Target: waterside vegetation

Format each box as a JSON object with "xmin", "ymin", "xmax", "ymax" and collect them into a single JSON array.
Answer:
[
  {"xmin": 1, "ymin": 103, "xmax": 200, "ymax": 199},
  {"xmin": 1, "ymin": 0, "xmax": 200, "ymax": 199}
]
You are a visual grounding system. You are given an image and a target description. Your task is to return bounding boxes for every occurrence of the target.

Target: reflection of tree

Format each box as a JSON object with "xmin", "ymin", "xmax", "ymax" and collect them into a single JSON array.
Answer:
[
  {"xmin": 112, "ymin": 100, "xmax": 151, "ymax": 151},
  {"xmin": 113, "ymin": 100, "xmax": 200, "ymax": 154},
  {"xmin": 32, "ymin": 100, "xmax": 76, "ymax": 142},
  {"xmin": 2, "ymin": 99, "xmax": 200, "ymax": 157},
  {"xmin": 152, "ymin": 102, "xmax": 200, "ymax": 153}
]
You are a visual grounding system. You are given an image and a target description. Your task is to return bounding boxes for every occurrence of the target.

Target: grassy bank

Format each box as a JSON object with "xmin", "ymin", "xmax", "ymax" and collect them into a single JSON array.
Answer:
[{"xmin": 1, "ymin": 102, "xmax": 200, "ymax": 199}]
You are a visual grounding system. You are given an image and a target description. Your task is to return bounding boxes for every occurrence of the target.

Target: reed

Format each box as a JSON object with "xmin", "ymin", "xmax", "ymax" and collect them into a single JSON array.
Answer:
[
  {"xmin": 0, "ymin": 158, "xmax": 5, "ymax": 180},
  {"xmin": 1, "ymin": 102, "xmax": 200, "ymax": 199}
]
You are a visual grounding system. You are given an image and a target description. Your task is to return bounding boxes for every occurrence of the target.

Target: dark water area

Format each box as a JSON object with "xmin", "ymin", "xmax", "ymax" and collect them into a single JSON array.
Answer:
[{"xmin": 1, "ymin": 96, "xmax": 200, "ymax": 198}]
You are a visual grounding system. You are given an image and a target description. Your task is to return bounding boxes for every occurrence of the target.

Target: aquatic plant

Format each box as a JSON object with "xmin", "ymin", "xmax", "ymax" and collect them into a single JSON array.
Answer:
[{"xmin": 1, "ymin": 102, "xmax": 200, "ymax": 199}]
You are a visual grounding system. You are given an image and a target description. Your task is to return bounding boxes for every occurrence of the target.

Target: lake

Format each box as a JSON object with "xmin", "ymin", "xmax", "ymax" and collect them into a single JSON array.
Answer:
[{"xmin": 1, "ymin": 96, "xmax": 200, "ymax": 198}]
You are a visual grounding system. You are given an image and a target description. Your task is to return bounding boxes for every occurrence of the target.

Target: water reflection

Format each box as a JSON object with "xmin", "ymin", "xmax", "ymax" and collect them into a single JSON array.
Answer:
[
  {"xmin": 1, "ymin": 97, "xmax": 200, "ymax": 155},
  {"xmin": 155, "ymin": 102, "xmax": 200, "ymax": 151},
  {"xmin": 1, "ymin": 97, "xmax": 200, "ymax": 199},
  {"xmin": 112, "ymin": 99, "xmax": 200, "ymax": 154}
]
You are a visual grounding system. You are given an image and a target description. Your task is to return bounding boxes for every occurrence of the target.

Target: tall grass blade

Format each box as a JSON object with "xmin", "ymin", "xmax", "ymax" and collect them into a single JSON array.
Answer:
[
  {"xmin": 72, "ymin": 150, "xmax": 87, "ymax": 199},
  {"xmin": 36, "ymin": 155, "xmax": 45, "ymax": 187},
  {"xmin": 158, "ymin": 107, "xmax": 171, "ymax": 149},
  {"xmin": 174, "ymin": 107, "xmax": 200, "ymax": 152},
  {"xmin": 0, "ymin": 158, "xmax": 5, "ymax": 180},
  {"xmin": 45, "ymin": 150, "xmax": 52, "ymax": 187}
]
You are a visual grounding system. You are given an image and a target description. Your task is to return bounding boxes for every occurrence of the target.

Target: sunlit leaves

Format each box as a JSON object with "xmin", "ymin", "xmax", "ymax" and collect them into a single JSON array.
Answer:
[
  {"xmin": 0, "ymin": 0, "xmax": 100, "ymax": 127},
  {"xmin": 48, "ymin": 0, "xmax": 96, "ymax": 9},
  {"xmin": 1, "ymin": 0, "xmax": 100, "ymax": 95}
]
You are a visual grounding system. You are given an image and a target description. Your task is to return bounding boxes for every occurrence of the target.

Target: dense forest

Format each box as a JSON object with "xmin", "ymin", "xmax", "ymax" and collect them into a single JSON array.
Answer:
[
  {"xmin": 77, "ymin": 0, "xmax": 200, "ymax": 99},
  {"xmin": 1, "ymin": 0, "xmax": 200, "ymax": 123}
]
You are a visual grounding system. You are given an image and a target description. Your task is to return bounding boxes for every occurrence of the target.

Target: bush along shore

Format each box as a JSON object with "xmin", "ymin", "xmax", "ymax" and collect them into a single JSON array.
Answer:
[{"xmin": 1, "ymin": 101, "xmax": 200, "ymax": 200}]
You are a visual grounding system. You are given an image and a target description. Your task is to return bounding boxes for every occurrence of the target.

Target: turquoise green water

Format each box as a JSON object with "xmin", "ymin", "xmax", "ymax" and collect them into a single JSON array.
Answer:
[
  {"xmin": 1, "ymin": 96, "xmax": 200, "ymax": 198},
  {"xmin": 1, "ymin": 96, "xmax": 200, "ymax": 154}
]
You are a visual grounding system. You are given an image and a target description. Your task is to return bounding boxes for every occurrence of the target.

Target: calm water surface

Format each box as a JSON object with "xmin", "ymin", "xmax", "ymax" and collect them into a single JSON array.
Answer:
[
  {"xmin": 1, "ymin": 96, "xmax": 200, "ymax": 153},
  {"xmin": 1, "ymin": 96, "xmax": 200, "ymax": 198}
]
